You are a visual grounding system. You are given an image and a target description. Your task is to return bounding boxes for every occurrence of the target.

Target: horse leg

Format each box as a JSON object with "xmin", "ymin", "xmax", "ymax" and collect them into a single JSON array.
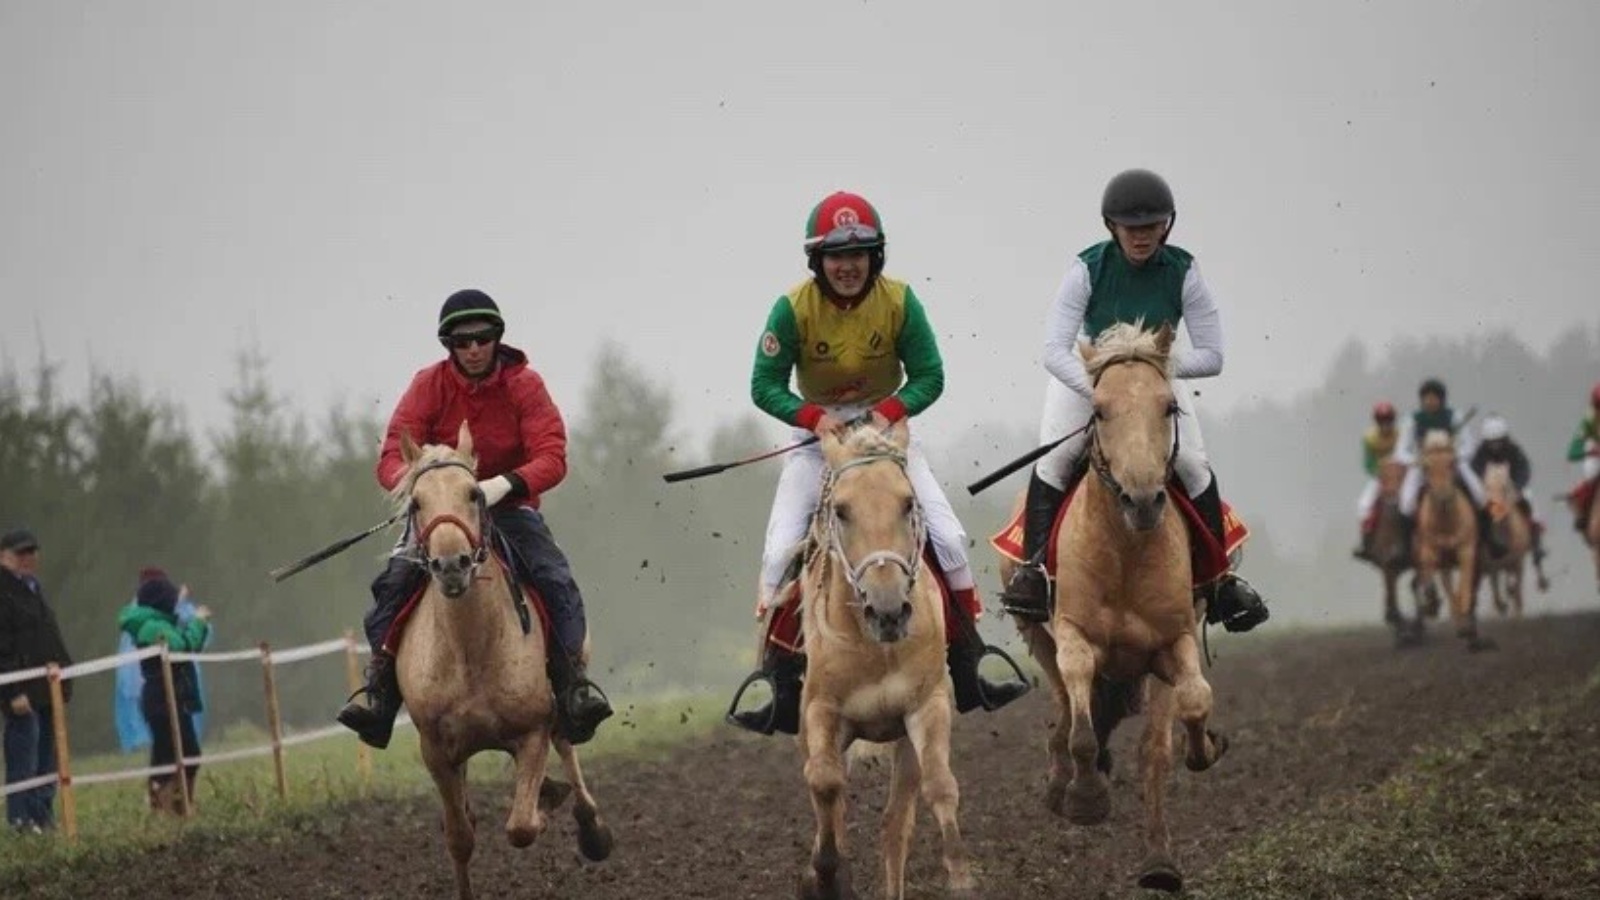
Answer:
[
  {"xmin": 420, "ymin": 737, "xmax": 475, "ymax": 900},
  {"xmin": 505, "ymin": 729, "xmax": 553, "ymax": 849},
  {"xmin": 1053, "ymin": 623, "xmax": 1110, "ymax": 825},
  {"xmin": 878, "ymin": 738, "xmax": 920, "ymax": 900},
  {"xmin": 1490, "ymin": 568, "xmax": 1506, "ymax": 616},
  {"xmin": 1135, "ymin": 680, "xmax": 1183, "ymax": 893},
  {"xmin": 905, "ymin": 697, "xmax": 974, "ymax": 897},
  {"xmin": 553, "ymin": 736, "xmax": 614, "ymax": 862},
  {"xmin": 799, "ymin": 702, "xmax": 853, "ymax": 900},
  {"xmin": 1382, "ymin": 567, "xmax": 1401, "ymax": 628},
  {"xmin": 1023, "ymin": 625, "xmax": 1075, "ymax": 816},
  {"xmin": 1153, "ymin": 635, "xmax": 1226, "ymax": 773}
]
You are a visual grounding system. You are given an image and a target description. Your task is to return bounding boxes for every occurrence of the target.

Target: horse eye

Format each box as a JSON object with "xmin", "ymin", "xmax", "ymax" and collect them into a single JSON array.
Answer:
[
  {"xmin": 835, "ymin": 504, "xmax": 851, "ymax": 524},
  {"xmin": 1092, "ymin": 406, "xmax": 1106, "ymax": 421},
  {"xmin": 470, "ymin": 487, "xmax": 485, "ymax": 504},
  {"xmin": 408, "ymin": 498, "xmax": 420, "ymax": 513},
  {"xmin": 902, "ymin": 496, "xmax": 914, "ymax": 516}
]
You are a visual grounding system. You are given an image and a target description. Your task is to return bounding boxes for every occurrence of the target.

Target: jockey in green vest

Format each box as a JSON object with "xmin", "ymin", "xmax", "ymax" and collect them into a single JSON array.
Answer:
[
  {"xmin": 1394, "ymin": 378, "xmax": 1504, "ymax": 553},
  {"xmin": 1566, "ymin": 382, "xmax": 1600, "ymax": 530},
  {"xmin": 726, "ymin": 191, "xmax": 1029, "ymax": 736},
  {"xmin": 997, "ymin": 169, "xmax": 1270, "ymax": 633}
]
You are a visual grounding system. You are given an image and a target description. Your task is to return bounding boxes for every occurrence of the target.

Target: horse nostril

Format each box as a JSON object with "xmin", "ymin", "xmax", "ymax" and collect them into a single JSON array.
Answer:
[
  {"xmin": 899, "ymin": 601, "xmax": 912, "ymax": 621},
  {"xmin": 457, "ymin": 553, "xmax": 472, "ymax": 569},
  {"xmin": 1154, "ymin": 490, "xmax": 1167, "ymax": 507},
  {"xmin": 1119, "ymin": 491, "xmax": 1136, "ymax": 509}
]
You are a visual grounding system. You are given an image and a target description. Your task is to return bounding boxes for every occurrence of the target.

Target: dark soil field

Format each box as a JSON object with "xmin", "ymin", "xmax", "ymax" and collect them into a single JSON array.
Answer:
[{"xmin": 25, "ymin": 611, "xmax": 1600, "ymax": 900}]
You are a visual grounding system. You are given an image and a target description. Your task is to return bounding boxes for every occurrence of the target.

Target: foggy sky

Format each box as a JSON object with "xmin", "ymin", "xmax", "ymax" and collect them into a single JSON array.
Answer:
[{"xmin": 3, "ymin": 1, "xmax": 1597, "ymax": 455}]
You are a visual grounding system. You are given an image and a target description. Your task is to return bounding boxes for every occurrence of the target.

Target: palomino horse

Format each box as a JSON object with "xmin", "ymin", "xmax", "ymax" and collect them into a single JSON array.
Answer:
[
  {"xmin": 1362, "ymin": 457, "xmax": 1430, "ymax": 644},
  {"xmin": 395, "ymin": 424, "xmax": 613, "ymax": 900},
  {"xmin": 1002, "ymin": 323, "xmax": 1226, "ymax": 894},
  {"xmin": 1478, "ymin": 463, "xmax": 1533, "ymax": 618},
  {"xmin": 796, "ymin": 422, "xmax": 974, "ymax": 900},
  {"xmin": 1413, "ymin": 431, "xmax": 1490, "ymax": 652}
]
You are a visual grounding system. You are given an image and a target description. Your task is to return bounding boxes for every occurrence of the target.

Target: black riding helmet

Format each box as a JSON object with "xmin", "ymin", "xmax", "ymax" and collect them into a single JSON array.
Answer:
[
  {"xmin": 436, "ymin": 289, "xmax": 505, "ymax": 341},
  {"xmin": 1419, "ymin": 378, "xmax": 1447, "ymax": 402},
  {"xmin": 1102, "ymin": 169, "xmax": 1176, "ymax": 228}
]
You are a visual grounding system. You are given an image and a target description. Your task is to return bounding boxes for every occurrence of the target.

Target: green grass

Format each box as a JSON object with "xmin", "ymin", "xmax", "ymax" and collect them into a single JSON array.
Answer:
[
  {"xmin": 1192, "ymin": 665, "xmax": 1600, "ymax": 900},
  {"xmin": 0, "ymin": 690, "xmax": 723, "ymax": 888}
]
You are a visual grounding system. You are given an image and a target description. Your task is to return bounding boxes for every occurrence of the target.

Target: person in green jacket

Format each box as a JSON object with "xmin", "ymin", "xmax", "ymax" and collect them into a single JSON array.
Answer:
[
  {"xmin": 1566, "ymin": 382, "xmax": 1600, "ymax": 530},
  {"xmin": 118, "ymin": 576, "xmax": 211, "ymax": 812}
]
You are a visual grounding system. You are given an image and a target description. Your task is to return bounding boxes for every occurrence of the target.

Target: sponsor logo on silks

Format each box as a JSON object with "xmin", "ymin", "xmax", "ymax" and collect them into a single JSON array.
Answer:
[
  {"xmin": 814, "ymin": 341, "xmax": 831, "ymax": 357},
  {"xmin": 833, "ymin": 206, "xmax": 860, "ymax": 229},
  {"xmin": 761, "ymin": 331, "xmax": 781, "ymax": 357}
]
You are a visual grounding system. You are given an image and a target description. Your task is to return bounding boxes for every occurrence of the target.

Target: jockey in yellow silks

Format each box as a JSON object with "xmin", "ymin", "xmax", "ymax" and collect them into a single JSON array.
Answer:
[
  {"xmin": 726, "ymin": 191, "xmax": 1028, "ymax": 735},
  {"xmin": 997, "ymin": 169, "xmax": 1271, "ymax": 633}
]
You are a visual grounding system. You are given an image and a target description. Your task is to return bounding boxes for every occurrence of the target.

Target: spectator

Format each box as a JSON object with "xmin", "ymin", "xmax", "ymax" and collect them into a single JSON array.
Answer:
[
  {"xmin": 118, "ymin": 576, "xmax": 211, "ymax": 814},
  {"xmin": 0, "ymin": 528, "xmax": 73, "ymax": 834},
  {"xmin": 116, "ymin": 569, "xmax": 214, "ymax": 753}
]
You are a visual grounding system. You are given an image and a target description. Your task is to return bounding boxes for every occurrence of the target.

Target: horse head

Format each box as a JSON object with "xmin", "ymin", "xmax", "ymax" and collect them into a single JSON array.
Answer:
[
  {"xmin": 398, "ymin": 421, "xmax": 488, "ymax": 599},
  {"xmin": 1421, "ymin": 430, "xmax": 1457, "ymax": 491},
  {"xmin": 818, "ymin": 419, "xmax": 923, "ymax": 644},
  {"xmin": 1082, "ymin": 322, "xmax": 1179, "ymax": 533}
]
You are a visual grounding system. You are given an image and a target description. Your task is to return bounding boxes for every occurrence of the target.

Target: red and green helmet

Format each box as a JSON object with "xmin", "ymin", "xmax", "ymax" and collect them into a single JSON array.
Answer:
[{"xmin": 803, "ymin": 191, "xmax": 886, "ymax": 255}]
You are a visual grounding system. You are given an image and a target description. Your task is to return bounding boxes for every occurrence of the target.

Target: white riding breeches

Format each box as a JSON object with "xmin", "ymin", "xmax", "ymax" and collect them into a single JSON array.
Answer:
[
  {"xmin": 1583, "ymin": 457, "xmax": 1600, "ymax": 482},
  {"xmin": 760, "ymin": 416, "xmax": 972, "ymax": 593},
  {"xmin": 1399, "ymin": 459, "xmax": 1487, "ymax": 516},
  {"xmin": 1034, "ymin": 376, "xmax": 1212, "ymax": 496},
  {"xmin": 1356, "ymin": 478, "xmax": 1380, "ymax": 521}
]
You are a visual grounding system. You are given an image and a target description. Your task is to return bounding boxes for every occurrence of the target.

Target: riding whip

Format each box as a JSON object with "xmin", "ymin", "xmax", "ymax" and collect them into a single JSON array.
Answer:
[
  {"xmin": 269, "ymin": 512, "xmax": 404, "ymax": 582},
  {"xmin": 966, "ymin": 423, "xmax": 1092, "ymax": 496},
  {"xmin": 663, "ymin": 435, "xmax": 821, "ymax": 483}
]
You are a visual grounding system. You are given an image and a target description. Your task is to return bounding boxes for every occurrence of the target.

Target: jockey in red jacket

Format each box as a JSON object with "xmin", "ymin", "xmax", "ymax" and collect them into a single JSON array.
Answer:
[{"xmin": 338, "ymin": 289, "xmax": 613, "ymax": 748}]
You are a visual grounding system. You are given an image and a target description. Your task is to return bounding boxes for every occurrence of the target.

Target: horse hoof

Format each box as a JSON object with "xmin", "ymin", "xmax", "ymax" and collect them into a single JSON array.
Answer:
[
  {"xmin": 507, "ymin": 824, "xmax": 540, "ymax": 849},
  {"xmin": 538, "ymin": 778, "xmax": 572, "ymax": 813},
  {"xmin": 1187, "ymin": 729, "xmax": 1229, "ymax": 772},
  {"xmin": 575, "ymin": 806, "xmax": 614, "ymax": 862},
  {"xmin": 1043, "ymin": 779, "xmax": 1068, "ymax": 817},
  {"xmin": 1137, "ymin": 854, "xmax": 1184, "ymax": 893},
  {"xmin": 1466, "ymin": 636, "xmax": 1499, "ymax": 654},
  {"xmin": 1063, "ymin": 776, "xmax": 1111, "ymax": 825},
  {"xmin": 797, "ymin": 866, "xmax": 854, "ymax": 900}
]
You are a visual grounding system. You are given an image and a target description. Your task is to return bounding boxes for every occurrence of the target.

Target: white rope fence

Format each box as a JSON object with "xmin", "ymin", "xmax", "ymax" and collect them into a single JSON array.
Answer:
[{"xmin": 0, "ymin": 631, "xmax": 407, "ymax": 841}]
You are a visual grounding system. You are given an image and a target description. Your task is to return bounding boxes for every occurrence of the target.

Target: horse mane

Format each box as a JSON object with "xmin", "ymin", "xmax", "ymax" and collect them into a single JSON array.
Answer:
[
  {"xmin": 1083, "ymin": 321, "xmax": 1174, "ymax": 381},
  {"xmin": 839, "ymin": 424, "xmax": 907, "ymax": 464},
  {"xmin": 389, "ymin": 442, "xmax": 478, "ymax": 514},
  {"xmin": 1421, "ymin": 430, "xmax": 1454, "ymax": 452}
]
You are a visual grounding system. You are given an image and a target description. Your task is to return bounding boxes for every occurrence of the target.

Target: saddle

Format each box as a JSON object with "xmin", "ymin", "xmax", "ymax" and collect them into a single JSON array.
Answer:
[{"xmin": 990, "ymin": 478, "xmax": 1248, "ymax": 587}]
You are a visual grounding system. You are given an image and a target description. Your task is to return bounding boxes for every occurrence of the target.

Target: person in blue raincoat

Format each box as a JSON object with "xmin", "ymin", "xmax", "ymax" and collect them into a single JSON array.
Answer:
[{"xmin": 115, "ymin": 568, "xmax": 213, "ymax": 752}]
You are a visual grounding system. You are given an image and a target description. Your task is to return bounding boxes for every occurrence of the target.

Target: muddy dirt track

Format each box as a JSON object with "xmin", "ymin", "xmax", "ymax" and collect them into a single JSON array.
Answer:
[{"xmin": 43, "ymin": 610, "xmax": 1600, "ymax": 900}]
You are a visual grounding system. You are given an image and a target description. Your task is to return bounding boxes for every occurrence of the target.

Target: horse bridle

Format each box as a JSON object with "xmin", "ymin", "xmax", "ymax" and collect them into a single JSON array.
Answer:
[
  {"xmin": 1086, "ymin": 359, "xmax": 1181, "ymax": 498},
  {"xmin": 405, "ymin": 459, "xmax": 491, "ymax": 579},
  {"xmin": 819, "ymin": 452, "xmax": 927, "ymax": 605}
]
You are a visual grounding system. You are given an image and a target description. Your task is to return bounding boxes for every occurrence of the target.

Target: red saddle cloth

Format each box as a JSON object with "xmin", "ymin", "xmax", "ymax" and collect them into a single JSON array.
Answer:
[
  {"xmin": 988, "ymin": 478, "xmax": 1249, "ymax": 587},
  {"xmin": 1570, "ymin": 476, "xmax": 1600, "ymax": 527},
  {"xmin": 381, "ymin": 550, "xmax": 554, "ymax": 655},
  {"xmin": 764, "ymin": 549, "xmax": 978, "ymax": 653}
]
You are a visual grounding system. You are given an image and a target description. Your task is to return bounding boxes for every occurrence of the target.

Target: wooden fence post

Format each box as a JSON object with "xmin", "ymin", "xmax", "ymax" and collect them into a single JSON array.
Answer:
[
  {"xmin": 157, "ymin": 641, "xmax": 193, "ymax": 817},
  {"xmin": 46, "ymin": 664, "xmax": 76, "ymax": 842},
  {"xmin": 259, "ymin": 642, "xmax": 288, "ymax": 801},
  {"xmin": 343, "ymin": 630, "xmax": 372, "ymax": 785}
]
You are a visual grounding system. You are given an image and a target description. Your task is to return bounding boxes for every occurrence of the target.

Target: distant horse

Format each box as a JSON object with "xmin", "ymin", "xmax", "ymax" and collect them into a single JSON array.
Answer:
[
  {"xmin": 1414, "ymin": 432, "xmax": 1490, "ymax": 652},
  {"xmin": 1361, "ymin": 457, "xmax": 1429, "ymax": 645},
  {"xmin": 1477, "ymin": 463, "xmax": 1532, "ymax": 618},
  {"xmin": 1591, "ymin": 482, "xmax": 1600, "ymax": 597},
  {"xmin": 393, "ymin": 423, "xmax": 613, "ymax": 900},
  {"xmin": 795, "ymin": 422, "xmax": 974, "ymax": 900},
  {"xmin": 1001, "ymin": 323, "xmax": 1227, "ymax": 893}
]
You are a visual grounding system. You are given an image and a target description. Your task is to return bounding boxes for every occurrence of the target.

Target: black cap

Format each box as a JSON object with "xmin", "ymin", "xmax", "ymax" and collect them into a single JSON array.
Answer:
[
  {"xmin": 0, "ymin": 528, "xmax": 38, "ymax": 553},
  {"xmin": 136, "ymin": 576, "xmax": 179, "ymax": 614},
  {"xmin": 437, "ymin": 289, "xmax": 505, "ymax": 337},
  {"xmin": 1419, "ymin": 378, "xmax": 1447, "ymax": 401}
]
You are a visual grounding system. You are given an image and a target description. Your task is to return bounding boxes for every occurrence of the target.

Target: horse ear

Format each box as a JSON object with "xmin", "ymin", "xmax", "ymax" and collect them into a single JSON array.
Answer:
[
  {"xmin": 400, "ymin": 431, "xmax": 421, "ymax": 465},
  {"xmin": 1078, "ymin": 339, "xmax": 1097, "ymax": 365},
  {"xmin": 888, "ymin": 419, "xmax": 910, "ymax": 451},
  {"xmin": 1154, "ymin": 323, "xmax": 1176, "ymax": 356},
  {"xmin": 456, "ymin": 420, "xmax": 475, "ymax": 460}
]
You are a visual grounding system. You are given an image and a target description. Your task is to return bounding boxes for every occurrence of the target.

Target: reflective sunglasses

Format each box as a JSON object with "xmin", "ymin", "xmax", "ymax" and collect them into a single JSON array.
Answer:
[{"xmin": 441, "ymin": 328, "xmax": 502, "ymax": 350}]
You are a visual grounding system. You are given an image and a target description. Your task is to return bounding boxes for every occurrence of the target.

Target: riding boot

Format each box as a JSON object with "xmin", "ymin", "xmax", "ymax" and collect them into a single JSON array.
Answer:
[
  {"xmin": 337, "ymin": 651, "xmax": 402, "ymax": 749},
  {"xmin": 1191, "ymin": 479, "xmax": 1270, "ymax": 633},
  {"xmin": 727, "ymin": 645, "xmax": 805, "ymax": 735},
  {"xmin": 999, "ymin": 471, "xmax": 1071, "ymax": 622},
  {"xmin": 548, "ymin": 651, "xmax": 614, "ymax": 745},
  {"xmin": 946, "ymin": 589, "xmax": 1030, "ymax": 713}
]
